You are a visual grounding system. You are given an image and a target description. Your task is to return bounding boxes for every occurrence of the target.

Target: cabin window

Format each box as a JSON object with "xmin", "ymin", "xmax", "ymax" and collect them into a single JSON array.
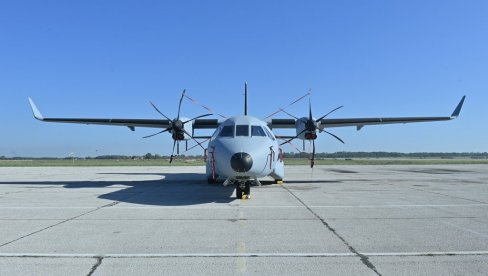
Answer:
[
  {"xmin": 236, "ymin": 125, "xmax": 249, "ymax": 137},
  {"xmin": 219, "ymin": 125, "xmax": 234, "ymax": 137},
  {"xmin": 251, "ymin": 125, "xmax": 266, "ymax": 137}
]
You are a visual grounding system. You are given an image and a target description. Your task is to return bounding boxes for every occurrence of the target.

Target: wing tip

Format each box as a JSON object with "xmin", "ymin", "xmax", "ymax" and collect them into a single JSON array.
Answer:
[
  {"xmin": 450, "ymin": 95, "xmax": 466, "ymax": 118},
  {"xmin": 28, "ymin": 97, "xmax": 44, "ymax": 120}
]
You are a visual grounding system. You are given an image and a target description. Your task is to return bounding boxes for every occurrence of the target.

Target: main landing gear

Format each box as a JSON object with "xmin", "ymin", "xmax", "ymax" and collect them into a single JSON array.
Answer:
[
  {"xmin": 207, "ymin": 174, "xmax": 219, "ymax": 184},
  {"xmin": 235, "ymin": 181, "xmax": 251, "ymax": 199}
]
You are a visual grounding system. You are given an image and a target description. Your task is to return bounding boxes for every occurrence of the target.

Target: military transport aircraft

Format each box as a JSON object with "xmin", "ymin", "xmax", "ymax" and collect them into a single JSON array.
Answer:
[{"xmin": 28, "ymin": 85, "xmax": 465, "ymax": 199}]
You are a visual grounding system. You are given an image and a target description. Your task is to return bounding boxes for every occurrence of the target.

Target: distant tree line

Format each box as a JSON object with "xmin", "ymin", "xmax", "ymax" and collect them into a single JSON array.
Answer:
[
  {"xmin": 283, "ymin": 151, "xmax": 488, "ymax": 159},
  {"xmin": 1, "ymin": 152, "xmax": 487, "ymax": 160}
]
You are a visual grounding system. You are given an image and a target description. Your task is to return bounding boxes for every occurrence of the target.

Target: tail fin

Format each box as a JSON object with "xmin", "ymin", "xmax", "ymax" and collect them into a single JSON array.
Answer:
[{"xmin": 244, "ymin": 82, "xmax": 248, "ymax": 116}]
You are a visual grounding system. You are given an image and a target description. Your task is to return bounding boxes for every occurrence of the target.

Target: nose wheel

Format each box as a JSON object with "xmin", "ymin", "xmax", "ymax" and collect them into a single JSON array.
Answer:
[{"xmin": 236, "ymin": 181, "xmax": 251, "ymax": 199}]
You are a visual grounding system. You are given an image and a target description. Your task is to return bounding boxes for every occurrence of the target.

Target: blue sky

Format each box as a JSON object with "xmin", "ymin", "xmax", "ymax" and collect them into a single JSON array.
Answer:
[{"xmin": 1, "ymin": 1, "xmax": 487, "ymax": 157}]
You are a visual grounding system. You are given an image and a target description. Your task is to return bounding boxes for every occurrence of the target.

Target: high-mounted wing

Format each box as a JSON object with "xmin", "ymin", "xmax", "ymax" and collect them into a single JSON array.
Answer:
[
  {"xmin": 269, "ymin": 96, "xmax": 466, "ymax": 131},
  {"xmin": 28, "ymin": 98, "xmax": 220, "ymax": 131}
]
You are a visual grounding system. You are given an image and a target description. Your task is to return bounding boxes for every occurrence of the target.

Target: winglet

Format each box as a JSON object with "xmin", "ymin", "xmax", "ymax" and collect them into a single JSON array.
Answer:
[
  {"xmin": 28, "ymin": 97, "xmax": 44, "ymax": 120},
  {"xmin": 451, "ymin": 95, "xmax": 466, "ymax": 118}
]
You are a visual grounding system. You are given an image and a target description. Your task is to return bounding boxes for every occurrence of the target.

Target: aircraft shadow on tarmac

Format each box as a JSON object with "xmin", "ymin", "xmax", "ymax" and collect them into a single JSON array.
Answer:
[
  {"xmin": 0, "ymin": 173, "xmax": 236, "ymax": 206},
  {"xmin": 0, "ymin": 172, "xmax": 376, "ymax": 206}
]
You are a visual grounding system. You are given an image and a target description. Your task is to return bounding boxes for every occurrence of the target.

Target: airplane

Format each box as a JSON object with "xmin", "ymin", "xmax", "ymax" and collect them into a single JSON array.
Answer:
[{"xmin": 28, "ymin": 85, "xmax": 466, "ymax": 199}]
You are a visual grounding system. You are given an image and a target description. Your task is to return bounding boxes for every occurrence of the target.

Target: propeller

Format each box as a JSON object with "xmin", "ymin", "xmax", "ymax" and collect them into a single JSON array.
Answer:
[
  {"xmin": 280, "ymin": 98, "xmax": 345, "ymax": 168},
  {"xmin": 264, "ymin": 92, "xmax": 311, "ymax": 119},
  {"xmin": 145, "ymin": 90, "xmax": 212, "ymax": 163}
]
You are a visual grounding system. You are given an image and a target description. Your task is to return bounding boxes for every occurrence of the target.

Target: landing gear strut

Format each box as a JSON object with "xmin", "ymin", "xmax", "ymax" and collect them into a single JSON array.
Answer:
[
  {"xmin": 207, "ymin": 174, "xmax": 219, "ymax": 184},
  {"xmin": 236, "ymin": 181, "xmax": 251, "ymax": 199}
]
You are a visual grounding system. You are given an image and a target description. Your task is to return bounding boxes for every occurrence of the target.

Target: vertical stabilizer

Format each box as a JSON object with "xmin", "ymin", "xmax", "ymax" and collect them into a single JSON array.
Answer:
[{"xmin": 244, "ymin": 82, "xmax": 248, "ymax": 115}]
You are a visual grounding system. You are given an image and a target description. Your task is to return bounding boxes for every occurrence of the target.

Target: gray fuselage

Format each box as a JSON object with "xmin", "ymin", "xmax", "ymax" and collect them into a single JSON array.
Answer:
[{"xmin": 206, "ymin": 115, "xmax": 284, "ymax": 183}]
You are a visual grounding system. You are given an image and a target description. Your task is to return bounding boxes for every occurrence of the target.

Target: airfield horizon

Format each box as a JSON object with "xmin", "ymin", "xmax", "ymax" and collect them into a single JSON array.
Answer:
[{"xmin": 1, "ymin": 158, "xmax": 487, "ymax": 167}]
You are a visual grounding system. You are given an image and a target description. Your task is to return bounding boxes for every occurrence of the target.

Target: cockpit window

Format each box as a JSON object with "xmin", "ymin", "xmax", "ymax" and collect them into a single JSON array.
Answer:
[
  {"xmin": 251, "ymin": 125, "xmax": 266, "ymax": 137},
  {"xmin": 264, "ymin": 127, "xmax": 276, "ymax": 141},
  {"xmin": 236, "ymin": 125, "xmax": 249, "ymax": 137},
  {"xmin": 219, "ymin": 125, "xmax": 234, "ymax": 137}
]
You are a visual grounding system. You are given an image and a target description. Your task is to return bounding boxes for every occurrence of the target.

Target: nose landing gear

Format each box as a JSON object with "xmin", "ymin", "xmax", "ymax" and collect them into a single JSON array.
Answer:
[{"xmin": 236, "ymin": 181, "xmax": 251, "ymax": 199}]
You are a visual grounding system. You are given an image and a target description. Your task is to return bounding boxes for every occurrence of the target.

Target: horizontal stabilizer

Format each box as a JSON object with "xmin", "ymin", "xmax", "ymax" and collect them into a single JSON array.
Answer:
[{"xmin": 28, "ymin": 98, "xmax": 44, "ymax": 120}]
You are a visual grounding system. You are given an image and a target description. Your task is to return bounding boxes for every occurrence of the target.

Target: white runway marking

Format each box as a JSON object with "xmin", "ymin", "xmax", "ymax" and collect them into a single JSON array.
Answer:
[
  {"xmin": 310, "ymin": 204, "xmax": 488, "ymax": 208},
  {"xmin": 1, "ymin": 251, "xmax": 487, "ymax": 258}
]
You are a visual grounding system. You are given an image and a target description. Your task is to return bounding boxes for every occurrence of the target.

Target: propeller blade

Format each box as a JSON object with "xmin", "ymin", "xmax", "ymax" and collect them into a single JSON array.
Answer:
[
  {"xmin": 177, "ymin": 89, "xmax": 186, "ymax": 120},
  {"xmin": 184, "ymin": 93, "xmax": 227, "ymax": 119},
  {"xmin": 279, "ymin": 138, "xmax": 304, "ymax": 153},
  {"xmin": 182, "ymin": 113, "xmax": 213, "ymax": 125},
  {"xmin": 289, "ymin": 92, "xmax": 311, "ymax": 108},
  {"xmin": 316, "ymin": 105, "xmax": 344, "ymax": 122},
  {"xmin": 279, "ymin": 129, "xmax": 307, "ymax": 146},
  {"xmin": 183, "ymin": 138, "xmax": 210, "ymax": 153},
  {"xmin": 183, "ymin": 129, "xmax": 206, "ymax": 150},
  {"xmin": 149, "ymin": 101, "xmax": 172, "ymax": 121},
  {"xmin": 264, "ymin": 92, "xmax": 311, "ymax": 119},
  {"xmin": 309, "ymin": 98, "xmax": 313, "ymax": 121},
  {"xmin": 323, "ymin": 130, "xmax": 345, "ymax": 144},
  {"xmin": 143, "ymin": 128, "xmax": 170, "ymax": 139},
  {"xmin": 279, "ymin": 108, "xmax": 300, "ymax": 121},
  {"xmin": 169, "ymin": 140, "xmax": 177, "ymax": 163}
]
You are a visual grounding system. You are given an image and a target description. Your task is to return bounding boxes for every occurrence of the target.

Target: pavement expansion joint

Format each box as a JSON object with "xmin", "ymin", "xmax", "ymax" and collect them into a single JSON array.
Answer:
[
  {"xmin": 0, "ymin": 201, "xmax": 121, "ymax": 248},
  {"xmin": 281, "ymin": 184, "xmax": 383, "ymax": 276},
  {"xmin": 87, "ymin": 257, "xmax": 103, "ymax": 276},
  {"xmin": 402, "ymin": 185, "xmax": 488, "ymax": 205}
]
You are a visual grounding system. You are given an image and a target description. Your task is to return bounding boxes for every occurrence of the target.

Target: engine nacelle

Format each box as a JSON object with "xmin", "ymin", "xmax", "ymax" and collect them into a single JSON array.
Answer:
[
  {"xmin": 171, "ymin": 116, "xmax": 193, "ymax": 141},
  {"xmin": 295, "ymin": 117, "xmax": 307, "ymax": 140},
  {"xmin": 295, "ymin": 117, "xmax": 317, "ymax": 140}
]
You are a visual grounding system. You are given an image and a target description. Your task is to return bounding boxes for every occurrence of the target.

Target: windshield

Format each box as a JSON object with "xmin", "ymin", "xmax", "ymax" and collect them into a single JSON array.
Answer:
[
  {"xmin": 236, "ymin": 125, "xmax": 249, "ymax": 137},
  {"xmin": 251, "ymin": 125, "xmax": 266, "ymax": 137},
  {"xmin": 264, "ymin": 127, "xmax": 276, "ymax": 141},
  {"xmin": 218, "ymin": 125, "xmax": 234, "ymax": 137}
]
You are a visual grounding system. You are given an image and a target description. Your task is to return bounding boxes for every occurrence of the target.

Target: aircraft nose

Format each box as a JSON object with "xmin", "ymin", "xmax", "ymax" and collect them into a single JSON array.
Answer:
[{"xmin": 230, "ymin": 152, "xmax": 253, "ymax": 173}]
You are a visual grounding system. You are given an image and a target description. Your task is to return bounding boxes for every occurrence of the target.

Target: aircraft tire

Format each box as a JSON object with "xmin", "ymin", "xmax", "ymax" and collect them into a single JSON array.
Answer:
[
  {"xmin": 245, "ymin": 181, "xmax": 251, "ymax": 195},
  {"xmin": 236, "ymin": 185, "xmax": 243, "ymax": 199}
]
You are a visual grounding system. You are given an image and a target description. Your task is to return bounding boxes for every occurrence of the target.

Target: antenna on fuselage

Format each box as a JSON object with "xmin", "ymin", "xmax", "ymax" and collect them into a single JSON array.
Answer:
[{"xmin": 244, "ymin": 82, "xmax": 248, "ymax": 116}]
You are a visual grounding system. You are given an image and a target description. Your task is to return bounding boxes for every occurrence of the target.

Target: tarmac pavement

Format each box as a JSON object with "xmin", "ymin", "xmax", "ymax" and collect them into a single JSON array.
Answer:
[{"xmin": 0, "ymin": 165, "xmax": 487, "ymax": 275}]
